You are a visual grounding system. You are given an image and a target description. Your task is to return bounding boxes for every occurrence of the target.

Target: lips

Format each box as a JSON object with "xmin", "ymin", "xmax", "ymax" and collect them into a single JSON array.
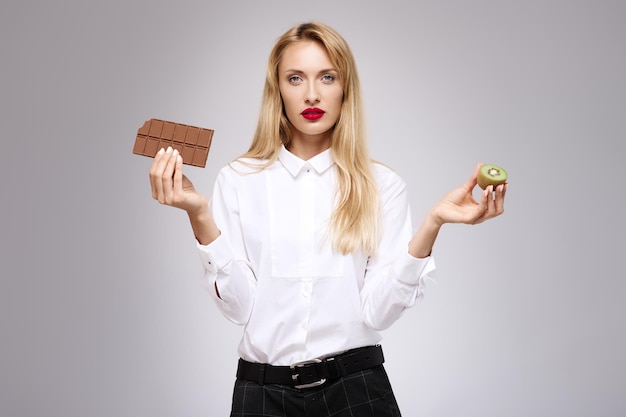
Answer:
[{"xmin": 301, "ymin": 107, "xmax": 325, "ymax": 121}]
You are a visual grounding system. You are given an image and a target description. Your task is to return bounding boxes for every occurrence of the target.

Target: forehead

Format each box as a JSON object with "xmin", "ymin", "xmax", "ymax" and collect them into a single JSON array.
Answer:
[{"xmin": 279, "ymin": 40, "xmax": 335, "ymax": 71}]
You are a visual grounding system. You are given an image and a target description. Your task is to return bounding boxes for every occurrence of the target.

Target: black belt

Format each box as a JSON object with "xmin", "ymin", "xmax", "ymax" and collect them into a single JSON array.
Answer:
[{"xmin": 236, "ymin": 345, "xmax": 385, "ymax": 389}]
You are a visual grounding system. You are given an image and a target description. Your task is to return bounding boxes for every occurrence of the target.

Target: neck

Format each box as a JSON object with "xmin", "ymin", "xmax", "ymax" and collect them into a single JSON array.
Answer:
[{"xmin": 287, "ymin": 132, "xmax": 332, "ymax": 160}]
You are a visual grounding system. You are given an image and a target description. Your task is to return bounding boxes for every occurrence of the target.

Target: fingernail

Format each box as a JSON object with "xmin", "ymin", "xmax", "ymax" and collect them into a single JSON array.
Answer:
[{"xmin": 166, "ymin": 146, "xmax": 172, "ymax": 153}]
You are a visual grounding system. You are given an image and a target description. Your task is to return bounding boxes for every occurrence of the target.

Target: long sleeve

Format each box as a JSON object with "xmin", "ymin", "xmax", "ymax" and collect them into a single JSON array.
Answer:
[
  {"xmin": 359, "ymin": 165, "xmax": 436, "ymax": 331},
  {"xmin": 196, "ymin": 167, "xmax": 257, "ymax": 326}
]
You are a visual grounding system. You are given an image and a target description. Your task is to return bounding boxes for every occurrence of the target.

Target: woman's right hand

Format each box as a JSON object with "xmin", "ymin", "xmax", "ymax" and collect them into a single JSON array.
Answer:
[{"xmin": 149, "ymin": 146, "xmax": 208, "ymax": 214}]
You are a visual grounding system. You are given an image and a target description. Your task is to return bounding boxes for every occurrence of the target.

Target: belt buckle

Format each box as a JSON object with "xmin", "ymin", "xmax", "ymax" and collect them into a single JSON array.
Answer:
[{"xmin": 290, "ymin": 358, "xmax": 326, "ymax": 389}]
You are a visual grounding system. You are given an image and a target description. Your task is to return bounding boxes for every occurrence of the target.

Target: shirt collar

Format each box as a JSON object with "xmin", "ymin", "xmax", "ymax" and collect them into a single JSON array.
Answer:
[{"xmin": 278, "ymin": 145, "xmax": 334, "ymax": 177}]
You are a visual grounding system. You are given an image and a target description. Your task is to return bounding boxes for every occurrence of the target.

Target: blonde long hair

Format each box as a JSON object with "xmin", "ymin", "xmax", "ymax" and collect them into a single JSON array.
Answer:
[{"xmin": 241, "ymin": 22, "xmax": 380, "ymax": 256}]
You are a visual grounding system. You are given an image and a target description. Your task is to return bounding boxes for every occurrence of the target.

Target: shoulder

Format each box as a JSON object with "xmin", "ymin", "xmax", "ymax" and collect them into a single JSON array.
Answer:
[
  {"xmin": 215, "ymin": 157, "xmax": 281, "ymax": 189},
  {"xmin": 372, "ymin": 161, "xmax": 407, "ymax": 190},
  {"xmin": 371, "ymin": 161, "xmax": 409, "ymax": 205},
  {"xmin": 218, "ymin": 157, "xmax": 274, "ymax": 177}
]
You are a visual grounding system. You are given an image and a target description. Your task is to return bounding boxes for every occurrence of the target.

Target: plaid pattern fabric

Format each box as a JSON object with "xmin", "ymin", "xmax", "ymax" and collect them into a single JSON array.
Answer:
[{"xmin": 230, "ymin": 365, "xmax": 402, "ymax": 417}]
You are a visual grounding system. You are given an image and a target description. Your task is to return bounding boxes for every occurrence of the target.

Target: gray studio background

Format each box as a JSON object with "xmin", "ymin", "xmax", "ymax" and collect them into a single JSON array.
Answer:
[{"xmin": 1, "ymin": 1, "xmax": 624, "ymax": 416}]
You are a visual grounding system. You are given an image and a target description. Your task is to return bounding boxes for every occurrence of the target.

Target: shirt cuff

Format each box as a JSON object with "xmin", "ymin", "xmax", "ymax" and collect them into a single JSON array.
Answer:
[
  {"xmin": 393, "ymin": 252, "xmax": 437, "ymax": 287},
  {"xmin": 196, "ymin": 234, "xmax": 232, "ymax": 273},
  {"xmin": 196, "ymin": 235, "xmax": 233, "ymax": 301}
]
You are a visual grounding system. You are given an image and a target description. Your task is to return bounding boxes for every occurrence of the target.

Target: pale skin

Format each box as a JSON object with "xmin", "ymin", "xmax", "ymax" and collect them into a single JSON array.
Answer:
[{"xmin": 149, "ymin": 41, "xmax": 506, "ymax": 262}]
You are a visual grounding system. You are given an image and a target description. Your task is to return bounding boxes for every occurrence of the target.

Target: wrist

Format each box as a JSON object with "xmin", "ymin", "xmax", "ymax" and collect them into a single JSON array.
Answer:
[
  {"xmin": 186, "ymin": 198, "xmax": 210, "ymax": 222},
  {"xmin": 186, "ymin": 202, "xmax": 220, "ymax": 245},
  {"xmin": 427, "ymin": 208, "xmax": 445, "ymax": 229}
]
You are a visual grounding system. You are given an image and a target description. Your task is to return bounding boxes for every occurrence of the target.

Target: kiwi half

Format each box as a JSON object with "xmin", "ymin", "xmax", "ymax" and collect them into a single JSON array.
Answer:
[{"xmin": 477, "ymin": 164, "xmax": 508, "ymax": 190}]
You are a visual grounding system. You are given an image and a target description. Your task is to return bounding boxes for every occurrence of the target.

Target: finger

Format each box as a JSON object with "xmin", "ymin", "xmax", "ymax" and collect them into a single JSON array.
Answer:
[
  {"xmin": 481, "ymin": 184, "xmax": 492, "ymax": 204},
  {"xmin": 473, "ymin": 185, "xmax": 493, "ymax": 224},
  {"xmin": 149, "ymin": 148, "xmax": 167, "ymax": 201},
  {"xmin": 155, "ymin": 147, "xmax": 174, "ymax": 203},
  {"xmin": 172, "ymin": 151, "xmax": 184, "ymax": 198},
  {"xmin": 161, "ymin": 148, "xmax": 178, "ymax": 204},
  {"xmin": 493, "ymin": 183, "xmax": 506, "ymax": 215},
  {"xmin": 484, "ymin": 184, "xmax": 497, "ymax": 214}
]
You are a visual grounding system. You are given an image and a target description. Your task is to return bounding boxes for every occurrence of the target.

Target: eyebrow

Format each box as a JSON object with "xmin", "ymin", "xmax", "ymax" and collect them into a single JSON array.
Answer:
[{"xmin": 282, "ymin": 68, "xmax": 338, "ymax": 75}]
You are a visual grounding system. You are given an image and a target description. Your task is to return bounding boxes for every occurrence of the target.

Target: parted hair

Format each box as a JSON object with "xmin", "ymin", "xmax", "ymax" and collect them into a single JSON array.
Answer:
[{"xmin": 240, "ymin": 22, "xmax": 380, "ymax": 256}]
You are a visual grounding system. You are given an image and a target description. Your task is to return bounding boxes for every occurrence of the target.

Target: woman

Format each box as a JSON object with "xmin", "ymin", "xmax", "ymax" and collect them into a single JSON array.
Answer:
[{"xmin": 149, "ymin": 22, "xmax": 506, "ymax": 417}]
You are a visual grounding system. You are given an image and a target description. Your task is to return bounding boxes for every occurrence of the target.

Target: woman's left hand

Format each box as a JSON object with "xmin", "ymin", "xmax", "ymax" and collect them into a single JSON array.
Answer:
[{"xmin": 430, "ymin": 163, "xmax": 507, "ymax": 226}]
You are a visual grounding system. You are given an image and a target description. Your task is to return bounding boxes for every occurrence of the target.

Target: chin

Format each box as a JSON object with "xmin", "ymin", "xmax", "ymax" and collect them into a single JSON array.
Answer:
[{"xmin": 302, "ymin": 125, "xmax": 334, "ymax": 137}]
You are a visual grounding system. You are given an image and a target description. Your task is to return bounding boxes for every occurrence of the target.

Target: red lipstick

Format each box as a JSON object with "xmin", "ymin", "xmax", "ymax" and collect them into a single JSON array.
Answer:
[{"xmin": 301, "ymin": 107, "xmax": 325, "ymax": 121}]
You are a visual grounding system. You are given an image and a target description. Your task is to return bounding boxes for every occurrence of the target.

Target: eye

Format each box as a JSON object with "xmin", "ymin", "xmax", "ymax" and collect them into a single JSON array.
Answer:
[
  {"xmin": 321, "ymin": 74, "xmax": 335, "ymax": 83},
  {"xmin": 288, "ymin": 75, "xmax": 303, "ymax": 84}
]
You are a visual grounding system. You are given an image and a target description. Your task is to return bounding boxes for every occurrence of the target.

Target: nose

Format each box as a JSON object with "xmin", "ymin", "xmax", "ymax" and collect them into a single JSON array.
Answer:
[{"xmin": 305, "ymin": 82, "xmax": 320, "ymax": 104}]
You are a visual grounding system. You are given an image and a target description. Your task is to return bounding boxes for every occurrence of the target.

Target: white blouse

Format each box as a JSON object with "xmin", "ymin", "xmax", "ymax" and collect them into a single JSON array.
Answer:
[{"xmin": 197, "ymin": 146, "xmax": 436, "ymax": 366}]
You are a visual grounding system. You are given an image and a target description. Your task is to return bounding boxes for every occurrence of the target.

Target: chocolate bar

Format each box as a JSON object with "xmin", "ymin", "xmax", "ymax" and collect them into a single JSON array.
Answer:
[{"xmin": 133, "ymin": 118, "xmax": 214, "ymax": 167}]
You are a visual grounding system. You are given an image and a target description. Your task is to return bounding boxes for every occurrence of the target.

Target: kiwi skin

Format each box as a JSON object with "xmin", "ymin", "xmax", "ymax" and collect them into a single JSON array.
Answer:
[{"xmin": 477, "ymin": 164, "xmax": 508, "ymax": 190}]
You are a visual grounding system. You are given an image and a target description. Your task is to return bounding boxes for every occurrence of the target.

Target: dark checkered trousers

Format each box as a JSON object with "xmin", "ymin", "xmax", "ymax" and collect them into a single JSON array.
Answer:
[{"xmin": 230, "ymin": 345, "xmax": 402, "ymax": 417}]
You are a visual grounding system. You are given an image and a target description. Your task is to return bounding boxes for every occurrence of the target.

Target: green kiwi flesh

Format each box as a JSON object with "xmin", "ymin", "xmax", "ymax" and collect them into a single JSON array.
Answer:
[{"xmin": 477, "ymin": 164, "xmax": 508, "ymax": 190}]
